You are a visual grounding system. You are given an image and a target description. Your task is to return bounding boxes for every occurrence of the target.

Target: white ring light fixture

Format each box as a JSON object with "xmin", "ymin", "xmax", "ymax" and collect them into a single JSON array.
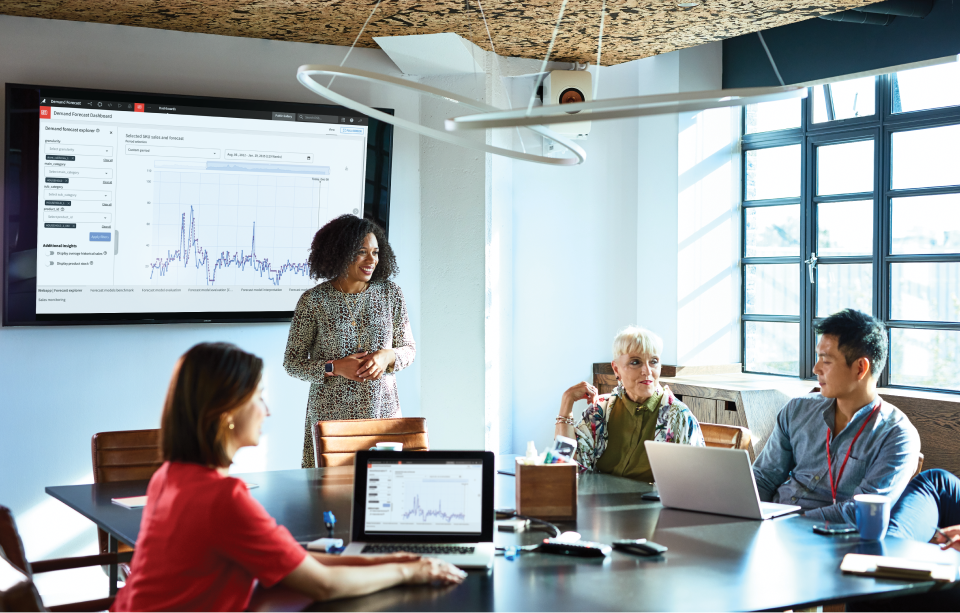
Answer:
[
  {"xmin": 446, "ymin": 85, "xmax": 808, "ymax": 132},
  {"xmin": 297, "ymin": 65, "xmax": 587, "ymax": 166}
]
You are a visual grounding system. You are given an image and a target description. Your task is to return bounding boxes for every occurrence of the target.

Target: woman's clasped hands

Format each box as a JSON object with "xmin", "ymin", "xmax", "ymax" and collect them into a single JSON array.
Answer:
[{"xmin": 330, "ymin": 350, "xmax": 395, "ymax": 382}]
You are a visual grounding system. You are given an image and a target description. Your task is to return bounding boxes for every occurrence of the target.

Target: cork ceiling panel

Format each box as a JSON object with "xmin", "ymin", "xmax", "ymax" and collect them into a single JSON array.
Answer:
[{"xmin": 0, "ymin": 0, "xmax": 879, "ymax": 65}]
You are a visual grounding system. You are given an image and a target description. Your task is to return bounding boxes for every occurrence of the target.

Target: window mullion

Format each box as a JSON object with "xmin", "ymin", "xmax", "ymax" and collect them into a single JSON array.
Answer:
[
  {"xmin": 800, "ymin": 91, "xmax": 815, "ymax": 379},
  {"xmin": 877, "ymin": 86, "xmax": 892, "ymax": 388}
]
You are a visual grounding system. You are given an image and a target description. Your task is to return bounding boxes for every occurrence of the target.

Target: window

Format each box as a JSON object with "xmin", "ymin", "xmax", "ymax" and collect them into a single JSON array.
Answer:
[{"xmin": 741, "ymin": 63, "xmax": 960, "ymax": 393}]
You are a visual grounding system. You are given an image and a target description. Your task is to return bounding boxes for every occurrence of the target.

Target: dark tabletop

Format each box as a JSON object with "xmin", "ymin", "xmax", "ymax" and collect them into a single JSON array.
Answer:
[{"xmin": 47, "ymin": 467, "xmax": 960, "ymax": 612}]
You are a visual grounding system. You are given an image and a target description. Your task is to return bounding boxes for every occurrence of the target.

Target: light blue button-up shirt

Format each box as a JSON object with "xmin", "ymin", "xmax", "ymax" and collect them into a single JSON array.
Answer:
[{"xmin": 752, "ymin": 393, "xmax": 921, "ymax": 523}]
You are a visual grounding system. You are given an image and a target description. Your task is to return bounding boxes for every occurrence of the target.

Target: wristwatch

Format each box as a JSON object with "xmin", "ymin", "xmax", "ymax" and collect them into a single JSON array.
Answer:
[{"xmin": 324, "ymin": 360, "xmax": 335, "ymax": 376}]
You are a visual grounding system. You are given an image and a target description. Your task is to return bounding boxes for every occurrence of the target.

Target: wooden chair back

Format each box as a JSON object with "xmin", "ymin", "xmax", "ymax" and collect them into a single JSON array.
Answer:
[
  {"xmin": 0, "ymin": 551, "xmax": 44, "ymax": 612},
  {"xmin": 699, "ymin": 423, "xmax": 752, "ymax": 451},
  {"xmin": 91, "ymin": 429, "xmax": 163, "ymax": 556},
  {"xmin": 0, "ymin": 503, "xmax": 122, "ymax": 612},
  {"xmin": 592, "ymin": 363, "xmax": 618, "ymax": 395},
  {"xmin": 312, "ymin": 418, "xmax": 429, "ymax": 467},
  {"xmin": 0, "ymin": 506, "xmax": 30, "ymax": 578},
  {"xmin": 915, "ymin": 452, "xmax": 925, "ymax": 478}
]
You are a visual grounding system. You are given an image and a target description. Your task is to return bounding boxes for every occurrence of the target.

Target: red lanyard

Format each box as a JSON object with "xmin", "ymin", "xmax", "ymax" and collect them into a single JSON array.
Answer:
[{"xmin": 826, "ymin": 401, "xmax": 881, "ymax": 505}]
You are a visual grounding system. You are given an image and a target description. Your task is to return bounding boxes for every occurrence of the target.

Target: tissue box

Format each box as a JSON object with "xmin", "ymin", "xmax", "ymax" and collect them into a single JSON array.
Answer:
[{"xmin": 515, "ymin": 458, "xmax": 578, "ymax": 521}]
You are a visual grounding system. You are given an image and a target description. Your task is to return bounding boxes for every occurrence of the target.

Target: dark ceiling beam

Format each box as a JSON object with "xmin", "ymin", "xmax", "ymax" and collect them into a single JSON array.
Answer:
[
  {"xmin": 722, "ymin": 0, "xmax": 960, "ymax": 88},
  {"xmin": 819, "ymin": 0, "xmax": 935, "ymax": 26}
]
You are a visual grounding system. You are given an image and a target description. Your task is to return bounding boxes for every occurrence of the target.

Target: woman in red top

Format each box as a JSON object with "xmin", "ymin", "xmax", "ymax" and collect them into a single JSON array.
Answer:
[{"xmin": 113, "ymin": 342, "xmax": 465, "ymax": 612}]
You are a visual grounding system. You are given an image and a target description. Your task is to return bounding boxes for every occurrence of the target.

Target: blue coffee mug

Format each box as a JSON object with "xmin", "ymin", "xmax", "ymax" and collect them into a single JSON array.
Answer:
[{"xmin": 854, "ymin": 494, "xmax": 891, "ymax": 540}]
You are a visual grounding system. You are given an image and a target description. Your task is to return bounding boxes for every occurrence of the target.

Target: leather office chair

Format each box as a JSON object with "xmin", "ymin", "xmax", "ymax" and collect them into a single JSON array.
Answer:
[
  {"xmin": 91, "ymin": 430, "xmax": 163, "ymax": 560},
  {"xmin": 312, "ymin": 418, "xmax": 429, "ymax": 467},
  {"xmin": 0, "ymin": 505, "xmax": 128, "ymax": 612},
  {"xmin": 699, "ymin": 423, "xmax": 752, "ymax": 451}
]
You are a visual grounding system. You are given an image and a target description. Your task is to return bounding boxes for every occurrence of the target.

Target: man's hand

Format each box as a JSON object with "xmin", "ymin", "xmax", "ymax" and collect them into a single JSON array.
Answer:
[{"xmin": 934, "ymin": 525, "xmax": 960, "ymax": 551}]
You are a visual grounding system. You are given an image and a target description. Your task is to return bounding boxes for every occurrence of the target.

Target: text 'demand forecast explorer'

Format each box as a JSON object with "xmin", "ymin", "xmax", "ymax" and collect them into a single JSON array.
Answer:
[
  {"xmin": 364, "ymin": 462, "xmax": 484, "ymax": 535},
  {"xmin": 35, "ymin": 103, "xmax": 367, "ymax": 315}
]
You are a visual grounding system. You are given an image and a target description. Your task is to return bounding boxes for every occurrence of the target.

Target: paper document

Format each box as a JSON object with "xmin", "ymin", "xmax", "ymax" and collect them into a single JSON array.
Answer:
[
  {"xmin": 841, "ymin": 553, "xmax": 958, "ymax": 582},
  {"xmin": 111, "ymin": 495, "xmax": 148, "ymax": 509}
]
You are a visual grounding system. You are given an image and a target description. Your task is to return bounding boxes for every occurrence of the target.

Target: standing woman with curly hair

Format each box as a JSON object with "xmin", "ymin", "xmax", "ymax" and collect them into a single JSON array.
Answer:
[{"xmin": 284, "ymin": 214, "xmax": 415, "ymax": 468}]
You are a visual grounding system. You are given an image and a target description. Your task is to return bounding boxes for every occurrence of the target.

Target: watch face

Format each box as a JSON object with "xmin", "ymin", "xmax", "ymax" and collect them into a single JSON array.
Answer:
[{"xmin": 325, "ymin": 362, "xmax": 334, "ymax": 373}]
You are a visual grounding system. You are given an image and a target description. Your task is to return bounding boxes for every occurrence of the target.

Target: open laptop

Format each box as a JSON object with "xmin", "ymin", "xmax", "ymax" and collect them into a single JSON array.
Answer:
[
  {"xmin": 341, "ymin": 450, "xmax": 495, "ymax": 569},
  {"xmin": 645, "ymin": 441, "xmax": 801, "ymax": 520}
]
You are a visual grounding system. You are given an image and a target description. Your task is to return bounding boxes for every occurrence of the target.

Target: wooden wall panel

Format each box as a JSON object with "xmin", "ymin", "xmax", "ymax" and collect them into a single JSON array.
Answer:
[
  {"xmin": 685, "ymin": 396, "xmax": 718, "ymax": 425},
  {"xmin": 878, "ymin": 391, "xmax": 960, "ymax": 477},
  {"xmin": 719, "ymin": 400, "xmax": 745, "ymax": 429}
]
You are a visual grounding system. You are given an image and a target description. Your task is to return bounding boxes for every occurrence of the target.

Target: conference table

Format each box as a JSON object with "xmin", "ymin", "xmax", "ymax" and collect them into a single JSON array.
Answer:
[{"xmin": 46, "ymin": 462, "xmax": 960, "ymax": 611}]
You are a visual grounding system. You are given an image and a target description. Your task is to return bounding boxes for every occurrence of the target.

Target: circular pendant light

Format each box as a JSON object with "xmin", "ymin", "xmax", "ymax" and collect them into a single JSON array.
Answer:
[
  {"xmin": 297, "ymin": 65, "xmax": 587, "ymax": 166},
  {"xmin": 445, "ymin": 85, "xmax": 807, "ymax": 132}
]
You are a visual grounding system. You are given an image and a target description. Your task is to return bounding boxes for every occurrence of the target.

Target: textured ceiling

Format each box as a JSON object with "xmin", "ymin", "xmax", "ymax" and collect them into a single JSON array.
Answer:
[{"xmin": 0, "ymin": 0, "xmax": 879, "ymax": 65}]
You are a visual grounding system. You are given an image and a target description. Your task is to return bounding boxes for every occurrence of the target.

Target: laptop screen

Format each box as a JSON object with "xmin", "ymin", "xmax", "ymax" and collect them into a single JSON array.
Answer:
[{"xmin": 363, "ymin": 458, "xmax": 484, "ymax": 535}]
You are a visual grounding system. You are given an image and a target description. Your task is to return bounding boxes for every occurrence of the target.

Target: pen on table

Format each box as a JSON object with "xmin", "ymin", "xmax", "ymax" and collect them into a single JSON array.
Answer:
[{"xmin": 935, "ymin": 527, "xmax": 958, "ymax": 549}]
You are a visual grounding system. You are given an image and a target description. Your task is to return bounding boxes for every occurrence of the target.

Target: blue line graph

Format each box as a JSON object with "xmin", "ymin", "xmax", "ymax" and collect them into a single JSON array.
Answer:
[
  {"xmin": 402, "ymin": 494, "xmax": 467, "ymax": 523},
  {"xmin": 149, "ymin": 205, "xmax": 310, "ymax": 285}
]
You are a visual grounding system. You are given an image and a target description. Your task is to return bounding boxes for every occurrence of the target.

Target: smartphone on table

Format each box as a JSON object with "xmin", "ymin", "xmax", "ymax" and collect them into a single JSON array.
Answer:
[{"xmin": 812, "ymin": 521, "xmax": 858, "ymax": 535}]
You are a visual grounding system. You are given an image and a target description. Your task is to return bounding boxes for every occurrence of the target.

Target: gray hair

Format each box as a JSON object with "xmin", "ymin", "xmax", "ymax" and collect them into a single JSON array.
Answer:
[{"xmin": 612, "ymin": 326, "xmax": 663, "ymax": 360}]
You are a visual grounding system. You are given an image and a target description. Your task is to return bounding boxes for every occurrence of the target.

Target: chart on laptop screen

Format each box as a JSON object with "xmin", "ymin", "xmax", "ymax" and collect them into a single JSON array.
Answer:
[{"xmin": 364, "ymin": 460, "xmax": 483, "ymax": 534}]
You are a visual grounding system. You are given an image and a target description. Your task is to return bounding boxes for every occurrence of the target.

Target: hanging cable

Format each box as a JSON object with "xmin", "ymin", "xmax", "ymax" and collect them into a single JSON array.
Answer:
[
  {"xmin": 527, "ymin": 0, "xmax": 571, "ymax": 114},
  {"xmin": 756, "ymin": 31, "xmax": 785, "ymax": 87},
  {"xmin": 593, "ymin": 0, "xmax": 607, "ymax": 101},
  {"xmin": 328, "ymin": 0, "xmax": 384, "ymax": 88},
  {"xmin": 474, "ymin": 0, "xmax": 526, "ymax": 152}
]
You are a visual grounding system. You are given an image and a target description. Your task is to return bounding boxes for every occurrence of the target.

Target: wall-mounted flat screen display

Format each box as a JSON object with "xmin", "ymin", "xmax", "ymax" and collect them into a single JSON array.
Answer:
[{"xmin": 3, "ymin": 83, "xmax": 393, "ymax": 326}]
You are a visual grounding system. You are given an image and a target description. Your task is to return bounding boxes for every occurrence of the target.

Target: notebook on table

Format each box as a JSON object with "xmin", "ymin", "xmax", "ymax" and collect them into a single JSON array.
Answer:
[
  {"xmin": 341, "ymin": 450, "xmax": 495, "ymax": 569},
  {"xmin": 645, "ymin": 441, "xmax": 801, "ymax": 520},
  {"xmin": 841, "ymin": 554, "xmax": 959, "ymax": 582}
]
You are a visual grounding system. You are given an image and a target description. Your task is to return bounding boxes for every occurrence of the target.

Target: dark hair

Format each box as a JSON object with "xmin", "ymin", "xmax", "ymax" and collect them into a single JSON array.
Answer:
[
  {"xmin": 308, "ymin": 214, "xmax": 397, "ymax": 281},
  {"xmin": 815, "ymin": 309, "xmax": 887, "ymax": 377},
  {"xmin": 160, "ymin": 343, "xmax": 263, "ymax": 467}
]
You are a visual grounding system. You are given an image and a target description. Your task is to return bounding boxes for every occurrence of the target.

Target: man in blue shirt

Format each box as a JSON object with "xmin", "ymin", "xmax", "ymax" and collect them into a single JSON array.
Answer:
[{"xmin": 752, "ymin": 309, "xmax": 921, "ymax": 524}]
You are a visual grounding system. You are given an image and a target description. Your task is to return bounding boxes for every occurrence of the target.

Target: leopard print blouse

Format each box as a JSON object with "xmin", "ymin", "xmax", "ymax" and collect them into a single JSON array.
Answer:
[{"xmin": 283, "ymin": 280, "xmax": 415, "ymax": 468}]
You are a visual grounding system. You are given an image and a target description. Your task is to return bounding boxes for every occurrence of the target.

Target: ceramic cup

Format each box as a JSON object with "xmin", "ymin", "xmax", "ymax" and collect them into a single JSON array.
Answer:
[
  {"xmin": 369, "ymin": 442, "xmax": 403, "ymax": 451},
  {"xmin": 854, "ymin": 494, "xmax": 891, "ymax": 540}
]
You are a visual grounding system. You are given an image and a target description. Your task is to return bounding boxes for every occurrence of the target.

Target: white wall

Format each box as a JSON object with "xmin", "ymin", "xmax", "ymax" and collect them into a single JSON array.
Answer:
[
  {"xmin": 676, "ymin": 44, "xmax": 742, "ymax": 367},
  {"xmin": 417, "ymin": 73, "xmax": 489, "ymax": 450},
  {"xmin": 508, "ymin": 43, "xmax": 742, "ymax": 453},
  {"xmin": 509, "ymin": 61, "xmax": 642, "ymax": 454},
  {"xmin": 0, "ymin": 14, "xmax": 423, "ymax": 574}
]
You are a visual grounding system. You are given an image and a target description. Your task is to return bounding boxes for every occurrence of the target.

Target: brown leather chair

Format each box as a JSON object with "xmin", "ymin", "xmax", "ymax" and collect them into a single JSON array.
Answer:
[
  {"xmin": 699, "ymin": 423, "xmax": 752, "ymax": 451},
  {"xmin": 312, "ymin": 418, "xmax": 429, "ymax": 467},
  {"xmin": 91, "ymin": 430, "xmax": 163, "ymax": 558},
  {"xmin": 0, "ymin": 505, "xmax": 128, "ymax": 612}
]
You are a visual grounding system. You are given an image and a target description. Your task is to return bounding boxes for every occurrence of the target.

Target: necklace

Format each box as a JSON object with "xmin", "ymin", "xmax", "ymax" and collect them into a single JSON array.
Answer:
[{"xmin": 335, "ymin": 279, "xmax": 368, "ymax": 327}]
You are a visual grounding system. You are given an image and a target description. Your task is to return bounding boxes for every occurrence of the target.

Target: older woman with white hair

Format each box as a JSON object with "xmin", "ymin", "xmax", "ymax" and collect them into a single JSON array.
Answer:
[{"xmin": 554, "ymin": 326, "xmax": 705, "ymax": 481}]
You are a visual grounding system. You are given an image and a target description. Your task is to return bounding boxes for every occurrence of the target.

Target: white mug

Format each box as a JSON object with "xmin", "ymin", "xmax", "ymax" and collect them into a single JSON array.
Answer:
[{"xmin": 369, "ymin": 442, "xmax": 403, "ymax": 451}]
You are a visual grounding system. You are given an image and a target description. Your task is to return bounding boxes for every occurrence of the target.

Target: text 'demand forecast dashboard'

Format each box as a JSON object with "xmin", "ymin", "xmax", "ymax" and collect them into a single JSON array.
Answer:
[
  {"xmin": 35, "ymin": 100, "xmax": 368, "ymax": 316},
  {"xmin": 364, "ymin": 460, "xmax": 484, "ymax": 535}
]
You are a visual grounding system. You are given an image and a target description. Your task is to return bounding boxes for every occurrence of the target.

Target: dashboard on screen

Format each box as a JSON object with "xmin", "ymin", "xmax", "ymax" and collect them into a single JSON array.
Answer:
[{"xmin": 3, "ymin": 84, "xmax": 394, "ymax": 326}]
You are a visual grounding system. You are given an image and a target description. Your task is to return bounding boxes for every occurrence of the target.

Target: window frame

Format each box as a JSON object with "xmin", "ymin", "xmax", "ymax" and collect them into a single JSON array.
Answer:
[{"xmin": 740, "ymin": 74, "xmax": 960, "ymax": 393}]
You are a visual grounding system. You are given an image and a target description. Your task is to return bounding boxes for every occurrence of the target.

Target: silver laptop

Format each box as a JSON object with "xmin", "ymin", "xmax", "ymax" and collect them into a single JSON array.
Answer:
[
  {"xmin": 645, "ymin": 441, "xmax": 801, "ymax": 520},
  {"xmin": 341, "ymin": 450, "xmax": 495, "ymax": 569}
]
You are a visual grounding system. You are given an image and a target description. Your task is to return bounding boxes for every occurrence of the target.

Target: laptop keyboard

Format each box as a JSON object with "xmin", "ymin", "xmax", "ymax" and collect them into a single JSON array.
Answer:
[{"xmin": 361, "ymin": 544, "xmax": 476, "ymax": 555}]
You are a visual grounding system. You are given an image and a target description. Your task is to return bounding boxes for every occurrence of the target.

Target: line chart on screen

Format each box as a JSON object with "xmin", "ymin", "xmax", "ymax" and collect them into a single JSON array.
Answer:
[{"xmin": 149, "ymin": 163, "xmax": 330, "ymax": 286}]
